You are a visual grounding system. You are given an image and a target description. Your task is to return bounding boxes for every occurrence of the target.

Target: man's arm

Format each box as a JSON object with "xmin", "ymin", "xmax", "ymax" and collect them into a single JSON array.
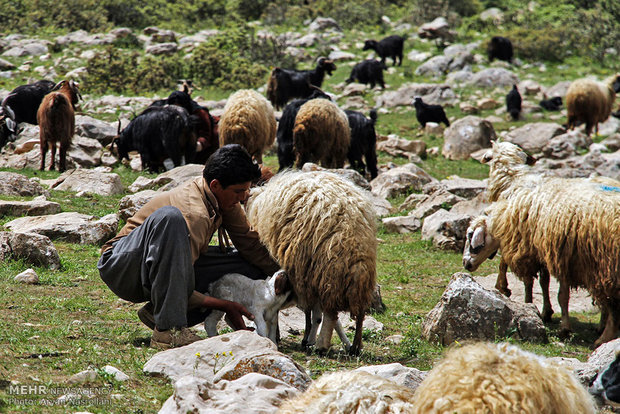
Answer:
[{"xmin": 188, "ymin": 291, "xmax": 255, "ymax": 331}]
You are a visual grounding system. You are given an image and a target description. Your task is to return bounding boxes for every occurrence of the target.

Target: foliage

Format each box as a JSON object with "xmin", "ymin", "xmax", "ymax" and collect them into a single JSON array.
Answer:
[{"xmin": 504, "ymin": 27, "xmax": 571, "ymax": 62}]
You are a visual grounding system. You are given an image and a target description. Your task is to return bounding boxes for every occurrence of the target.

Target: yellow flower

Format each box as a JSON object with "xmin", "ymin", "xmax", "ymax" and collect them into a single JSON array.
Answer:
[{"xmin": 195, "ymin": 352, "xmax": 201, "ymax": 358}]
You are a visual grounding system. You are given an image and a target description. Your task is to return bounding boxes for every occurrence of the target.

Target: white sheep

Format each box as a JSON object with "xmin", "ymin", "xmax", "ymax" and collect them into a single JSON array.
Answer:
[
  {"xmin": 246, "ymin": 170, "xmax": 377, "ymax": 355},
  {"xmin": 218, "ymin": 89, "xmax": 276, "ymax": 164},
  {"xmin": 479, "ymin": 140, "xmax": 620, "ymax": 347},
  {"xmin": 412, "ymin": 342, "xmax": 597, "ymax": 414}
]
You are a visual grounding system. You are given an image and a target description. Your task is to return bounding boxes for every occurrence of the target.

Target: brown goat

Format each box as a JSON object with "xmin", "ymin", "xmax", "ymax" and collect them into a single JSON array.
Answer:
[{"xmin": 37, "ymin": 80, "xmax": 81, "ymax": 172}]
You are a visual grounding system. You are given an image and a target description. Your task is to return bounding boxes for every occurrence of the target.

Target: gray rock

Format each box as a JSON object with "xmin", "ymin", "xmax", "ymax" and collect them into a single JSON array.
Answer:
[
  {"xmin": 309, "ymin": 17, "xmax": 341, "ymax": 32},
  {"xmin": 442, "ymin": 116, "xmax": 496, "ymax": 160},
  {"xmin": 375, "ymin": 83, "xmax": 456, "ymax": 108},
  {"xmin": 145, "ymin": 43, "xmax": 178, "ymax": 55},
  {"xmin": 355, "ymin": 363, "xmax": 427, "ymax": 391},
  {"xmin": 68, "ymin": 369, "xmax": 98, "ymax": 384},
  {"xmin": 301, "ymin": 163, "xmax": 371, "ymax": 190},
  {"xmin": 118, "ymin": 190, "xmax": 159, "ymax": 221},
  {"xmin": 328, "ymin": 50, "xmax": 355, "ymax": 61},
  {"xmin": 0, "ymin": 172, "xmax": 46, "ymax": 196},
  {"xmin": 0, "ymin": 231, "xmax": 60, "ymax": 269},
  {"xmin": 128, "ymin": 164, "xmax": 203, "ymax": 192},
  {"xmin": 0, "ymin": 196, "xmax": 61, "ymax": 217},
  {"xmin": 5, "ymin": 212, "xmax": 119, "ymax": 245},
  {"xmin": 504, "ymin": 122, "xmax": 565, "ymax": 153},
  {"xmin": 14, "ymin": 268, "xmax": 39, "ymax": 284},
  {"xmin": 423, "ymin": 273, "xmax": 547, "ymax": 345},
  {"xmin": 102, "ymin": 365, "xmax": 129, "ymax": 382},
  {"xmin": 407, "ymin": 50, "xmax": 432, "ymax": 63},
  {"xmin": 50, "ymin": 169, "xmax": 124, "ymax": 196},
  {"xmin": 67, "ymin": 136, "xmax": 105, "ymax": 168},
  {"xmin": 370, "ymin": 163, "xmax": 436, "ymax": 199},
  {"xmin": 544, "ymin": 81, "xmax": 572, "ymax": 99},
  {"xmin": 75, "ymin": 115, "xmax": 119, "ymax": 145},
  {"xmin": 418, "ymin": 17, "xmax": 455, "ymax": 42},
  {"xmin": 415, "ymin": 55, "xmax": 452, "ymax": 77},
  {"xmin": 421, "ymin": 209, "xmax": 472, "ymax": 251},
  {"xmin": 376, "ymin": 136, "xmax": 426, "ymax": 159},
  {"xmin": 409, "ymin": 190, "xmax": 464, "ymax": 220},
  {"xmin": 449, "ymin": 192, "xmax": 490, "ymax": 217},
  {"xmin": 468, "ymin": 68, "xmax": 519, "ymax": 88},
  {"xmin": 289, "ymin": 33, "xmax": 319, "ymax": 48},
  {"xmin": 542, "ymin": 130, "xmax": 592, "ymax": 159},
  {"xmin": 0, "ymin": 58, "xmax": 15, "ymax": 70},
  {"xmin": 480, "ymin": 8, "xmax": 504, "ymax": 24},
  {"xmin": 398, "ymin": 193, "xmax": 428, "ymax": 211},
  {"xmin": 425, "ymin": 176, "xmax": 487, "ymax": 199},
  {"xmin": 382, "ymin": 215, "xmax": 422, "ymax": 234}
]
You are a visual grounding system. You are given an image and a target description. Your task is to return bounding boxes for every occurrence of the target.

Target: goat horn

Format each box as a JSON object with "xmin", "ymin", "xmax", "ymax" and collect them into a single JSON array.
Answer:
[
  {"xmin": 116, "ymin": 119, "xmax": 122, "ymax": 135},
  {"xmin": 1, "ymin": 94, "xmax": 16, "ymax": 120}
]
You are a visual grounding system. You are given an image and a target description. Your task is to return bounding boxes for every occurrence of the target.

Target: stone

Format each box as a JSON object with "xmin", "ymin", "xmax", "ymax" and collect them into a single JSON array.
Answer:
[
  {"xmin": 0, "ymin": 231, "xmax": 61, "ymax": 269},
  {"xmin": 417, "ymin": 17, "xmax": 455, "ymax": 42},
  {"xmin": 301, "ymin": 163, "xmax": 371, "ymax": 190},
  {"xmin": 50, "ymin": 169, "xmax": 124, "ymax": 196},
  {"xmin": 424, "ymin": 122, "xmax": 445, "ymax": 135},
  {"xmin": 425, "ymin": 176, "xmax": 487, "ymax": 199},
  {"xmin": 421, "ymin": 209, "xmax": 472, "ymax": 251},
  {"xmin": 118, "ymin": 190, "xmax": 159, "ymax": 221},
  {"xmin": 468, "ymin": 68, "xmax": 519, "ymax": 88},
  {"xmin": 0, "ymin": 58, "xmax": 15, "ymax": 70},
  {"xmin": 504, "ymin": 122, "xmax": 566, "ymax": 153},
  {"xmin": 398, "ymin": 193, "xmax": 428, "ymax": 211},
  {"xmin": 102, "ymin": 365, "xmax": 129, "ymax": 382},
  {"xmin": 376, "ymin": 136, "xmax": 427, "ymax": 159},
  {"xmin": 14, "ymin": 268, "xmax": 38, "ymax": 284},
  {"xmin": 0, "ymin": 172, "xmax": 46, "ymax": 196},
  {"xmin": 355, "ymin": 363, "xmax": 427, "ymax": 391},
  {"xmin": 382, "ymin": 215, "xmax": 422, "ymax": 234},
  {"xmin": 368, "ymin": 193, "xmax": 393, "ymax": 218},
  {"xmin": 145, "ymin": 43, "xmax": 178, "ymax": 55},
  {"xmin": 370, "ymin": 163, "xmax": 436, "ymax": 199},
  {"xmin": 75, "ymin": 115, "xmax": 119, "ymax": 145},
  {"xmin": 415, "ymin": 55, "xmax": 452, "ymax": 77},
  {"xmin": 4, "ymin": 212, "xmax": 119, "ymax": 245},
  {"xmin": 375, "ymin": 83, "xmax": 456, "ymax": 108},
  {"xmin": 542, "ymin": 130, "xmax": 592, "ymax": 159},
  {"xmin": 409, "ymin": 190, "xmax": 464, "ymax": 220},
  {"xmin": 128, "ymin": 164, "xmax": 203, "ymax": 192},
  {"xmin": 68, "ymin": 369, "xmax": 98, "ymax": 384},
  {"xmin": 442, "ymin": 116, "xmax": 496, "ymax": 160},
  {"xmin": 309, "ymin": 17, "xmax": 341, "ymax": 32},
  {"xmin": 422, "ymin": 273, "xmax": 547, "ymax": 345},
  {"xmin": 449, "ymin": 192, "xmax": 490, "ymax": 217},
  {"xmin": 0, "ymin": 196, "xmax": 61, "ymax": 217}
]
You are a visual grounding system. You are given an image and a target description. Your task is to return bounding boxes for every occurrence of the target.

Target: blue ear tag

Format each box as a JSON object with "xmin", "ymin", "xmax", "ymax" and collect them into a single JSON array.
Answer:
[{"xmin": 600, "ymin": 185, "xmax": 620, "ymax": 193}]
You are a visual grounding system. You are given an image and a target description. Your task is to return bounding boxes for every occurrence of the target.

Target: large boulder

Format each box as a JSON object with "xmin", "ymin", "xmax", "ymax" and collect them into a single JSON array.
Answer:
[
  {"xmin": 0, "ymin": 231, "xmax": 61, "ymax": 269},
  {"xmin": 75, "ymin": 115, "xmax": 119, "ymax": 146},
  {"xmin": 468, "ymin": 68, "xmax": 519, "ymax": 88},
  {"xmin": 128, "ymin": 164, "xmax": 203, "ymax": 193},
  {"xmin": 50, "ymin": 169, "xmax": 124, "ymax": 196},
  {"xmin": 421, "ymin": 209, "xmax": 472, "ymax": 251},
  {"xmin": 370, "ymin": 163, "xmax": 436, "ymax": 199},
  {"xmin": 0, "ymin": 196, "xmax": 61, "ymax": 217},
  {"xmin": 118, "ymin": 190, "xmax": 159, "ymax": 221},
  {"xmin": 442, "ymin": 116, "xmax": 496, "ymax": 160},
  {"xmin": 423, "ymin": 273, "xmax": 547, "ymax": 345},
  {"xmin": 0, "ymin": 172, "xmax": 46, "ymax": 196},
  {"xmin": 376, "ymin": 136, "xmax": 427, "ymax": 159},
  {"xmin": 504, "ymin": 122, "xmax": 566, "ymax": 153},
  {"xmin": 354, "ymin": 363, "xmax": 427, "ymax": 391}
]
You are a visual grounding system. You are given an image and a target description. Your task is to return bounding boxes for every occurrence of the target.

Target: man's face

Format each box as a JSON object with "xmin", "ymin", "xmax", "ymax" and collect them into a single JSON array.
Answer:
[{"xmin": 209, "ymin": 179, "xmax": 251, "ymax": 210}]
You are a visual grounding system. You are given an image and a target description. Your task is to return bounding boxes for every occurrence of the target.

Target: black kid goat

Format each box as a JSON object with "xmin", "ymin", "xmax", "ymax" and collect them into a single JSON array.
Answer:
[
  {"xmin": 412, "ymin": 96, "xmax": 450, "ymax": 128},
  {"xmin": 345, "ymin": 109, "xmax": 378, "ymax": 179},
  {"xmin": 362, "ymin": 35, "xmax": 405, "ymax": 67}
]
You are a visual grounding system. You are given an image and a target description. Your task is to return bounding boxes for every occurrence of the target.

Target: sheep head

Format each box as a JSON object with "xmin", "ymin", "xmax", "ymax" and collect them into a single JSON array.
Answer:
[{"xmin": 462, "ymin": 215, "xmax": 500, "ymax": 272}]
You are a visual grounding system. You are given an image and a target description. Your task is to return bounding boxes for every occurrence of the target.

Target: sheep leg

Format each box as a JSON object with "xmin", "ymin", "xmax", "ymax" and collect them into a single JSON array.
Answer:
[
  {"xmin": 349, "ymin": 309, "xmax": 365, "ymax": 356},
  {"xmin": 203, "ymin": 311, "xmax": 224, "ymax": 337},
  {"xmin": 523, "ymin": 275, "xmax": 534, "ymax": 303},
  {"xmin": 252, "ymin": 313, "xmax": 270, "ymax": 341},
  {"xmin": 558, "ymin": 281, "xmax": 571, "ymax": 338},
  {"xmin": 495, "ymin": 258, "xmax": 511, "ymax": 297},
  {"xmin": 598, "ymin": 305, "xmax": 609, "ymax": 334},
  {"xmin": 302, "ymin": 304, "xmax": 322, "ymax": 348},
  {"xmin": 39, "ymin": 140, "xmax": 48, "ymax": 171},
  {"xmin": 539, "ymin": 267, "xmax": 553, "ymax": 323},
  {"xmin": 333, "ymin": 317, "xmax": 351, "ymax": 353},
  {"xmin": 594, "ymin": 300, "xmax": 619, "ymax": 348},
  {"xmin": 315, "ymin": 312, "xmax": 337, "ymax": 353}
]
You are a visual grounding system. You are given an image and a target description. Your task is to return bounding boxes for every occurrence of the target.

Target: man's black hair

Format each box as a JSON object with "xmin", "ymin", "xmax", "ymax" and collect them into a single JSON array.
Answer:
[{"xmin": 203, "ymin": 144, "xmax": 261, "ymax": 188}]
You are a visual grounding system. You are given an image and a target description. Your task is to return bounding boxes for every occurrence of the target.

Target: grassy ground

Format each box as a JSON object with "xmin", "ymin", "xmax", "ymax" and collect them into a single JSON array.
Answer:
[{"xmin": 0, "ymin": 24, "xmax": 618, "ymax": 414}]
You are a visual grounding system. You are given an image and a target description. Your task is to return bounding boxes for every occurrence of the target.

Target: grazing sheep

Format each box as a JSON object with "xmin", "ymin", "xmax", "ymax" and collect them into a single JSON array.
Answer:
[
  {"xmin": 266, "ymin": 57, "xmax": 336, "ymax": 110},
  {"xmin": 345, "ymin": 59, "xmax": 386, "ymax": 89},
  {"xmin": 219, "ymin": 89, "xmax": 276, "ymax": 164},
  {"xmin": 246, "ymin": 170, "xmax": 377, "ymax": 355},
  {"xmin": 293, "ymin": 98, "xmax": 351, "ymax": 169},
  {"xmin": 413, "ymin": 96, "xmax": 450, "ymax": 128},
  {"xmin": 345, "ymin": 109, "xmax": 378, "ymax": 179},
  {"xmin": 506, "ymin": 84, "xmax": 522, "ymax": 120},
  {"xmin": 566, "ymin": 76, "xmax": 617, "ymax": 136},
  {"xmin": 276, "ymin": 88, "xmax": 331, "ymax": 171},
  {"xmin": 36, "ymin": 80, "xmax": 81, "ymax": 172},
  {"xmin": 481, "ymin": 140, "xmax": 620, "ymax": 346},
  {"xmin": 487, "ymin": 36, "xmax": 513, "ymax": 62},
  {"xmin": 412, "ymin": 342, "xmax": 597, "ymax": 414},
  {"xmin": 362, "ymin": 35, "xmax": 405, "ymax": 67},
  {"xmin": 278, "ymin": 370, "xmax": 417, "ymax": 413},
  {"xmin": 539, "ymin": 96, "xmax": 563, "ymax": 111}
]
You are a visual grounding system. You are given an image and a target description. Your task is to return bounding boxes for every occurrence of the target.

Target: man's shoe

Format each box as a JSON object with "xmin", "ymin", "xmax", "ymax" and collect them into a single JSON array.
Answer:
[
  {"xmin": 150, "ymin": 327, "xmax": 202, "ymax": 350},
  {"xmin": 137, "ymin": 302, "xmax": 155, "ymax": 330}
]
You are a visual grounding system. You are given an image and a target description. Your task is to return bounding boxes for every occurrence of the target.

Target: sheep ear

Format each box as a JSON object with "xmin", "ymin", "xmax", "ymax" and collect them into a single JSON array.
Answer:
[
  {"xmin": 273, "ymin": 270, "xmax": 291, "ymax": 295},
  {"xmin": 471, "ymin": 227, "xmax": 486, "ymax": 250},
  {"xmin": 481, "ymin": 149, "xmax": 493, "ymax": 164}
]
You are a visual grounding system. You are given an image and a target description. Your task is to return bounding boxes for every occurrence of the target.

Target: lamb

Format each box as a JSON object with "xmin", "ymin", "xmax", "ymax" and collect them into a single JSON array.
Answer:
[
  {"xmin": 411, "ymin": 342, "xmax": 597, "ymax": 414},
  {"xmin": 292, "ymin": 98, "xmax": 351, "ymax": 169},
  {"xmin": 246, "ymin": 170, "xmax": 377, "ymax": 355},
  {"xmin": 266, "ymin": 57, "xmax": 336, "ymax": 110},
  {"xmin": 480, "ymin": 140, "xmax": 620, "ymax": 346},
  {"xmin": 36, "ymin": 80, "xmax": 81, "ymax": 172},
  {"xmin": 506, "ymin": 84, "xmax": 522, "ymax": 120},
  {"xmin": 218, "ymin": 89, "xmax": 276, "ymax": 164},
  {"xmin": 276, "ymin": 88, "xmax": 331, "ymax": 171},
  {"xmin": 345, "ymin": 59, "xmax": 386, "ymax": 89},
  {"xmin": 487, "ymin": 36, "xmax": 513, "ymax": 62},
  {"xmin": 539, "ymin": 96, "xmax": 563, "ymax": 111},
  {"xmin": 566, "ymin": 76, "xmax": 617, "ymax": 136},
  {"xmin": 345, "ymin": 109, "xmax": 378, "ymax": 179},
  {"xmin": 362, "ymin": 35, "xmax": 405, "ymax": 66},
  {"xmin": 412, "ymin": 96, "xmax": 450, "ymax": 128},
  {"xmin": 203, "ymin": 270, "xmax": 294, "ymax": 344}
]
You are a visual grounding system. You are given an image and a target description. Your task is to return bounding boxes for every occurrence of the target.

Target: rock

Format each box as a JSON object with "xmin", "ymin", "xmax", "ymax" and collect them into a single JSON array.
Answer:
[
  {"xmin": 159, "ymin": 373, "xmax": 299, "ymax": 414},
  {"xmin": 341, "ymin": 82, "xmax": 367, "ymax": 97},
  {"xmin": 301, "ymin": 163, "xmax": 371, "ymax": 190},
  {"xmin": 407, "ymin": 50, "xmax": 432, "ymax": 63},
  {"xmin": 425, "ymin": 176, "xmax": 487, "ymax": 199},
  {"xmin": 0, "ymin": 58, "xmax": 15, "ymax": 70},
  {"xmin": 128, "ymin": 164, "xmax": 203, "ymax": 192},
  {"xmin": 0, "ymin": 196, "xmax": 61, "ymax": 217},
  {"xmin": 449, "ymin": 192, "xmax": 490, "ymax": 217},
  {"xmin": 118, "ymin": 190, "xmax": 159, "ymax": 221},
  {"xmin": 369, "ymin": 193, "xmax": 393, "ymax": 218},
  {"xmin": 480, "ymin": 7, "xmax": 504, "ymax": 24},
  {"xmin": 355, "ymin": 363, "xmax": 427, "ymax": 391},
  {"xmin": 376, "ymin": 136, "xmax": 426, "ymax": 159},
  {"xmin": 370, "ymin": 163, "xmax": 436, "ymax": 199},
  {"xmin": 409, "ymin": 190, "xmax": 464, "ymax": 220},
  {"xmin": 309, "ymin": 17, "xmax": 341, "ymax": 32},
  {"xmin": 542, "ymin": 130, "xmax": 592, "ymax": 159},
  {"xmin": 50, "ymin": 169, "xmax": 123, "ymax": 196},
  {"xmin": 0, "ymin": 231, "xmax": 61, "ymax": 269},
  {"xmin": 5, "ymin": 212, "xmax": 119, "ymax": 245},
  {"xmin": 102, "ymin": 366, "xmax": 129, "ymax": 382},
  {"xmin": 468, "ymin": 68, "xmax": 519, "ymax": 88},
  {"xmin": 424, "ymin": 122, "xmax": 445, "ymax": 135},
  {"xmin": 597, "ymin": 116, "xmax": 620, "ymax": 136},
  {"xmin": 0, "ymin": 172, "xmax": 46, "ymax": 196},
  {"xmin": 328, "ymin": 50, "xmax": 355, "ymax": 61},
  {"xmin": 423, "ymin": 273, "xmax": 547, "ymax": 345},
  {"xmin": 144, "ymin": 330, "xmax": 311, "ymax": 391},
  {"xmin": 477, "ymin": 98, "xmax": 499, "ymax": 110},
  {"xmin": 288, "ymin": 33, "xmax": 319, "ymax": 48},
  {"xmin": 145, "ymin": 43, "xmax": 178, "ymax": 55},
  {"xmin": 75, "ymin": 115, "xmax": 119, "ymax": 145},
  {"xmin": 14, "ymin": 268, "xmax": 38, "ymax": 284},
  {"xmin": 398, "ymin": 193, "xmax": 428, "ymax": 211},
  {"xmin": 544, "ymin": 81, "xmax": 572, "ymax": 99},
  {"xmin": 415, "ymin": 55, "xmax": 452, "ymax": 77},
  {"xmin": 375, "ymin": 83, "xmax": 456, "ymax": 108},
  {"xmin": 504, "ymin": 122, "xmax": 566, "ymax": 153},
  {"xmin": 421, "ymin": 209, "xmax": 472, "ymax": 251},
  {"xmin": 68, "ymin": 369, "xmax": 98, "ymax": 384},
  {"xmin": 519, "ymin": 79, "xmax": 542, "ymax": 96},
  {"xmin": 442, "ymin": 116, "xmax": 496, "ymax": 160},
  {"xmin": 417, "ymin": 17, "xmax": 455, "ymax": 42},
  {"xmin": 382, "ymin": 215, "xmax": 422, "ymax": 234}
]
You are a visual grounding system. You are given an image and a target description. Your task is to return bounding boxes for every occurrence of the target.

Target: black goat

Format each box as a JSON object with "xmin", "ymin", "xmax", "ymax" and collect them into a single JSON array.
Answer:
[
  {"xmin": 362, "ymin": 35, "xmax": 405, "ymax": 67},
  {"xmin": 487, "ymin": 36, "xmax": 513, "ymax": 63},
  {"xmin": 345, "ymin": 109, "xmax": 378, "ymax": 179},
  {"xmin": 276, "ymin": 88, "xmax": 331, "ymax": 170},
  {"xmin": 266, "ymin": 57, "xmax": 336, "ymax": 110},
  {"xmin": 539, "ymin": 96, "xmax": 563, "ymax": 111},
  {"xmin": 346, "ymin": 59, "xmax": 386, "ymax": 89},
  {"xmin": 506, "ymin": 84, "xmax": 522, "ymax": 121},
  {"xmin": 111, "ymin": 105, "xmax": 196, "ymax": 173},
  {"xmin": 412, "ymin": 97, "xmax": 450, "ymax": 128}
]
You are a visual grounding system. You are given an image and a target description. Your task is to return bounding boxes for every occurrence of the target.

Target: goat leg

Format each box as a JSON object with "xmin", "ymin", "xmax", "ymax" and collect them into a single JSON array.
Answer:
[
  {"xmin": 49, "ymin": 141, "xmax": 56, "ymax": 171},
  {"xmin": 539, "ymin": 267, "xmax": 553, "ymax": 323},
  {"xmin": 59, "ymin": 142, "xmax": 68, "ymax": 172},
  {"xmin": 39, "ymin": 139, "xmax": 48, "ymax": 171}
]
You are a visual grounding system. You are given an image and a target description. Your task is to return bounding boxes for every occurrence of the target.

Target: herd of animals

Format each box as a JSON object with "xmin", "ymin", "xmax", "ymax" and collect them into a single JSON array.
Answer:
[{"xmin": 0, "ymin": 30, "xmax": 619, "ymax": 374}]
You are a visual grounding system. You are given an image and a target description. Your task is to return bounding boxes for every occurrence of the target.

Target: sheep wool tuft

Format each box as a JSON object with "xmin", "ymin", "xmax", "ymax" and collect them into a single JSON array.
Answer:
[
  {"xmin": 218, "ymin": 89, "xmax": 276, "ymax": 164},
  {"xmin": 412, "ymin": 342, "xmax": 597, "ymax": 414},
  {"xmin": 246, "ymin": 170, "xmax": 377, "ymax": 354}
]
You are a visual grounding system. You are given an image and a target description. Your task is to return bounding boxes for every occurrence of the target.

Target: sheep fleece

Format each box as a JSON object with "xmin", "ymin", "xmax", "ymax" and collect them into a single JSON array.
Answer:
[
  {"xmin": 246, "ymin": 170, "xmax": 376, "ymax": 318},
  {"xmin": 412, "ymin": 342, "xmax": 597, "ymax": 414},
  {"xmin": 293, "ymin": 99, "xmax": 351, "ymax": 168},
  {"xmin": 566, "ymin": 77, "xmax": 615, "ymax": 134},
  {"xmin": 218, "ymin": 89, "xmax": 276, "ymax": 162}
]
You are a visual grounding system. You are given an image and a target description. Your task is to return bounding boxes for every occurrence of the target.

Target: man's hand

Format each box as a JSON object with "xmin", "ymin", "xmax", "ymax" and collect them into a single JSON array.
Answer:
[{"xmin": 225, "ymin": 301, "xmax": 255, "ymax": 331}]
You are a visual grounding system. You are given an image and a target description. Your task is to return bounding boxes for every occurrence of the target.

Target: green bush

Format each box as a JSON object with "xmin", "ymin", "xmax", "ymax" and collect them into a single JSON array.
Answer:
[{"xmin": 502, "ymin": 27, "xmax": 571, "ymax": 62}]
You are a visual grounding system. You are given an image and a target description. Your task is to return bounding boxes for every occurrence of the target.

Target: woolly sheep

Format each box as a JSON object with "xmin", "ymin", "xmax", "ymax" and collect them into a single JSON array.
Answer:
[
  {"xmin": 246, "ymin": 170, "xmax": 377, "ymax": 355},
  {"xmin": 566, "ymin": 76, "xmax": 617, "ymax": 136},
  {"xmin": 412, "ymin": 342, "xmax": 597, "ymax": 414},
  {"xmin": 218, "ymin": 89, "xmax": 276, "ymax": 164},
  {"xmin": 293, "ymin": 98, "xmax": 351, "ymax": 169},
  {"xmin": 481, "ymin": 141, "xmax": 620, "ymax": 346},
  {"xmin": 278, "ymin": 370, "xmax": 416, "ymax": 413}
]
